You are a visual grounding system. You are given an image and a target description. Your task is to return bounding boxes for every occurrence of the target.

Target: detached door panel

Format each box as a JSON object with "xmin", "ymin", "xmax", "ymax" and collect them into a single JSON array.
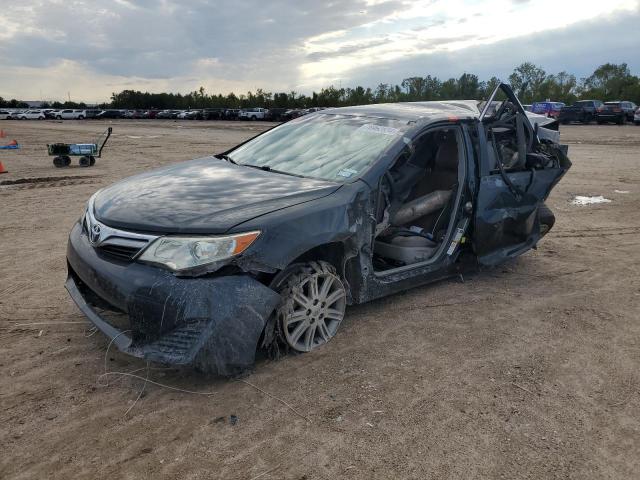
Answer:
[
  {"xmin": 475, "ymin": 168, "xmax": 563, "ymax": 265},
  {"xmin": 474, "ymin": 83, "xmax": 569, "ymax": 265}
]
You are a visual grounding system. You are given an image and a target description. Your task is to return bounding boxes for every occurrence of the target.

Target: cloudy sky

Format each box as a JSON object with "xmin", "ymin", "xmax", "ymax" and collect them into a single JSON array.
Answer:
[{"xmin": 1, "ymin": 0, "xmax": 638, "ymax": 102}]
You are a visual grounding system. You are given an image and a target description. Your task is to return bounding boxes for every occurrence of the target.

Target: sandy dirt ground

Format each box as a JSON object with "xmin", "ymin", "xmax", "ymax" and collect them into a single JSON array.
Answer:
[{"xmin": 1, "ymin": 119, "xmax": 639, "ymax": 479}]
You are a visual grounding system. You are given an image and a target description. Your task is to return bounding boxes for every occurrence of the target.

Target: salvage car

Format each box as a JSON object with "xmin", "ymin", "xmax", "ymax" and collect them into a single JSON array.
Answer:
[
  {"xmin": 530, "ymin": 101, "xmax": 564, "ymax": 119},
  {"xmin": 596, "ymin": 101, "xmax": 637, "ymax": 125},
  {"xmin": 558, "ymin": 100, "xmax": 603, "ymax": 124},
  {"xmin": 96, "ymin": 109, "xmax": 125, "ymax": 119},
  {"xmin": 53, "ymin": 109, "xmax": 87, "ymax": 120},
  {"xmin": 65, "ymin": 84, "xmax": 571, "ymax": 375},
  {"xmin": 239, "ymin": 107, "xmax": 269, "ymax": 120},
  {"xmin": 17, "ymin": 109, "xmax": 46, "ymax": 120}
]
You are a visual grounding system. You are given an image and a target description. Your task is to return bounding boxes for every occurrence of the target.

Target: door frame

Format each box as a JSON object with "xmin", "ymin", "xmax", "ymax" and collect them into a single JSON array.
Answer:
[{"xmin": 372, "ymin": 121, "xmax": 471, "ymax": 278}]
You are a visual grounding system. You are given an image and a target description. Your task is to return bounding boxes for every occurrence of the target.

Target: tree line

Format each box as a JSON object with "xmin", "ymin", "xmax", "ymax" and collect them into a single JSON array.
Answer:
[{"xmin": 2, "ymin": 62, "xmax": 639, "ymax": 110}]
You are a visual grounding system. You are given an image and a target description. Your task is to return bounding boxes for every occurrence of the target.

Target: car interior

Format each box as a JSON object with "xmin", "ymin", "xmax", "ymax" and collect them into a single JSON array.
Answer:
[{"xmin": 372, "ymin": 126, "xmax": 462, "ymax": 272}]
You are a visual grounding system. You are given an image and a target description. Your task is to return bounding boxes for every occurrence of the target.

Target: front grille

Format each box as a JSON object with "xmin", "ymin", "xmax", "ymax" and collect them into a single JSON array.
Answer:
[
  {"xmin": 98, "ymin": 243, "xmax": 143, "ymax": 260},
  {"xmin": 83, "ymin": 201, "xmax": 158, "ymax": 263}
]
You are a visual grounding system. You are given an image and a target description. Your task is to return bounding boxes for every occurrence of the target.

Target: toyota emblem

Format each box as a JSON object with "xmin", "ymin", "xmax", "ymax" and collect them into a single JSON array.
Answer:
[{"xmin": 89, "ymin": 223, "xmax": 102, "ymax": 244}]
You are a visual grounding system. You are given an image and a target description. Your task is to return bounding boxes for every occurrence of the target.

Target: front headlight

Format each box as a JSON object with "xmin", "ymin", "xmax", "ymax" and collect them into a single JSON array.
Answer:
[{"xmin": 138, "ymin": 231, "xmax": 260, "ymax": 272}]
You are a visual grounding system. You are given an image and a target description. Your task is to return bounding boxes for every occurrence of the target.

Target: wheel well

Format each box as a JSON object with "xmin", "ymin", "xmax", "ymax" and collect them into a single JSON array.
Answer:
[
  {"xmin": 290, "ymin": 242, "xmax": 345, "ymax": 273},
  {"xmin": 258, "ymin": 242, "xmax": 347, "ymax": 287}
]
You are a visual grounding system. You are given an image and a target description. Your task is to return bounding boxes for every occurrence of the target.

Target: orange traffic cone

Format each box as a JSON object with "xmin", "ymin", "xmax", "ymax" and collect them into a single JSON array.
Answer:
[
  {"xmin": 0, "ymin": 129, "xmax": 6, "ymax": 138},
  {"xmin": 0, "ymin": 161, "xmax": 8, "ymax": 174}
]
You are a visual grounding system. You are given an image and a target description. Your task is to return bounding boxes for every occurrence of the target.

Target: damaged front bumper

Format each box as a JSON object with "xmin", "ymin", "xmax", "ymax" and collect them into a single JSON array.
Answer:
[{"xmin": 66, "ymin": 222, "xmax": 281, "ymax": 375}]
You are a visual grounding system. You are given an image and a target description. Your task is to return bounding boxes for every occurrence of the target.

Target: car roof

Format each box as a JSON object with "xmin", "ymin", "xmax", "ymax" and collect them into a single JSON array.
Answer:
[{"xmin": 322, "ymin": 100, "xmax": 481, "ymax": 122}]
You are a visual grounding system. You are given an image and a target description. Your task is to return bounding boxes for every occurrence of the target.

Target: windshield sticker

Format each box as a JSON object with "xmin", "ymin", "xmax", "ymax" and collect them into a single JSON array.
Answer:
[
  {"xmin": 337, "ymin": 168, "xmax": 358, "ymax": 178},
  {"xmin": 357, "ymin": 124, "xmax": 401, "ymax": 136}
]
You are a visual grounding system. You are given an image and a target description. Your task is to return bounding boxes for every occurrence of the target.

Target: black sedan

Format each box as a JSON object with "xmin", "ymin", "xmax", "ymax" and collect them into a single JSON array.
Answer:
[
  {"xmin": 96, "ymin": 109, "xmax": 124, "ymax": 119},
  {"xmin": 65, "ymin": 84, "xmax": 571, "ymax": 375}
]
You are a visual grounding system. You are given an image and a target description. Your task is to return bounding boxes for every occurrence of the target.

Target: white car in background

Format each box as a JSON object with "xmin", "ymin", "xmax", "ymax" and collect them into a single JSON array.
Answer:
[
  {"xmin": 52, "ymin": 109, "xmax": 87, "ymax": 120},
  {"xmin": 634, "ymin": 107, "xmax": 640, "ymax": 125},
  {"xmin": 18, "ymin": 109, "xmax": 46, "ymax": 120},
  {"xmin": 0, "ymin": 109, "xmax": 14, "ymax": 119},
  {"xmin": 238, "ymin": 107, "xmax": 268, "ymax": 120}
]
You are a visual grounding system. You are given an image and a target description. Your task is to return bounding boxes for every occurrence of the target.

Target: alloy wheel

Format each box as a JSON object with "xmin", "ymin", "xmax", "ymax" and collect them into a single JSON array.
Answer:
[{"xmin": 279, "ymin": 265, "xmax": 346, "ymax": 352}]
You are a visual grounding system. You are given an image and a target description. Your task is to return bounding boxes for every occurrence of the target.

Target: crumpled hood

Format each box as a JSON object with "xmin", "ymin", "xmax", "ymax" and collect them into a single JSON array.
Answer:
[{"xmin": 94, "ymin": 157, "xmax": 341, "ymax": 234}]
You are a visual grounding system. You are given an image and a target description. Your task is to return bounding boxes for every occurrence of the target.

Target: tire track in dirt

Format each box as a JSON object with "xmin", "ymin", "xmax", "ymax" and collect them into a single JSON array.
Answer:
[
  {"xmin": 552, "ymin": 226, "xmax": 640, "ymax": 238},
  {"xmin": 0, "ymin": 175, "xmax": 99, "ymax": 191}
]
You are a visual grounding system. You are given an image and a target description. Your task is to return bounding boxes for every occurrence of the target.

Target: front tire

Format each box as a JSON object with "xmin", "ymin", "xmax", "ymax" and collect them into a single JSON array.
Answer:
[{"xmin": 273, "ymin": 261, "xmax": 346, "ymax": 353}]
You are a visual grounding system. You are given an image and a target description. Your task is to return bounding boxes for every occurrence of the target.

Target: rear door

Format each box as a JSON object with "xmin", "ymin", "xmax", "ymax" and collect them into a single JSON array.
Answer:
[{"xmin": 473, "ymin": 84, "xmax": 571, "ymax": 265}]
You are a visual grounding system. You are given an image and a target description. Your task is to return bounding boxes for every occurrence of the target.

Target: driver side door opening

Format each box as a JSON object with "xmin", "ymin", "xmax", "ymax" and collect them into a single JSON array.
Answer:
[{"xmin": 372, "ymin": 124, "xmax": 466, "ymax": 274}]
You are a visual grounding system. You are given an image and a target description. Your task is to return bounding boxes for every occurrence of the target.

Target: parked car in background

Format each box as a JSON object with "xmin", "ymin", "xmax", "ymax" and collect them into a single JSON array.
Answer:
[
  {"xmin": 224, "ymin": 108, "xmax": 241, "ymax": 120},
  {"xmin": 96, "ymin": 109, "xmax": 124, "ymax": 119},
  {"xmin": 522, "ymin": 104, "xmax": 532, "ymax": 112},
  {"xmin": 0, "ymin": 110, "xmax": 14, "ymax": 119},
  {"xmin": 124, "ymin": 110, "xmax": 146, "ymax": 119},
  {"xmin": 156, "ymin": 110, "xmax": 176, "ymax": 119},
  {"xmin": 202, "ymin": 108, "xmax": 225, "ymax": 120},
  {"xmin": 84, "ymin": 109, "xmax": 101, "ymax": 119},
  {"xmin": 559, "ymin": 100, "xmax": 603, "ymax": 124},
  {"xmin": 17, "ymin": 109, "xmax": 46, "ymax": 120},
  {"xmin": 530, "ymin": 101, "xmax": 565, "ymax": 118},
  {"xmin": 283, "ymin": 109, "xmax": 306, "ymax": 120},
  {"xmin": 51, "ymin": 109, "xmax": 87, "ymax": 120},
  {"xmin": 239, "ymin": 107, "xmax": 268, "ymax": 120},
  {"xmin": 596, "ymin": 101, "xmax": 637, "ymax": 125},
  {"xmin": 175, "ymin": 110, "xmax": 200, "ymax": 119},
  {"xmin": 634, "ymin": 107, "xmax": 640, "ymax": 125},
  {"xmin": 266, "ymin": 108, "xmax": 288, "ymax": 121}
]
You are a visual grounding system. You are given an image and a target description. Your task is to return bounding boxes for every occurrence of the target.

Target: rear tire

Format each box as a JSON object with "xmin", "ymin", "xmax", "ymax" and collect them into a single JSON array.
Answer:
[
  {"xmin": 89, "ymin": 156, "xmax": 96, "ymax": 166},
  {"xmin": 53, "ymin": 156, "xmax": 65, "ymax": 168},
  {"xmin": 539, "ymin": 203, "xmax": 555, "ymax": 236},
  {"xmin": 79, "ymin": 156, "xmax": 91, "ymax": 167}
]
